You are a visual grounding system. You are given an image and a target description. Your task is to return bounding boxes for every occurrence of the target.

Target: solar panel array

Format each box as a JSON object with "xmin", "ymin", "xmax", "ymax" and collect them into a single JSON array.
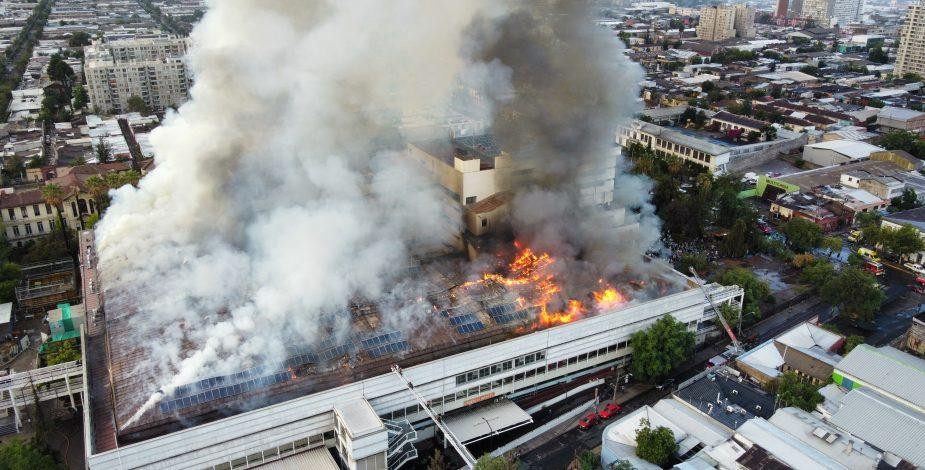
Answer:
[
  {"xmin": 158, "ymin": 330, "xmax": 412, "ymax": 414},
  {"xmin": 159, "ymin": 371, "xmax": 290, "ymax": 414},
  {"xmin": 488, "ymin": 304, "xmax": 531, "ymax": 324},
  {"xmin": 360, "ymin": 331, "xmax": 410, "ymax": 359},
  {"xmin": 449, "ymin": 313, "xmax": 485, "ymax": 334}
]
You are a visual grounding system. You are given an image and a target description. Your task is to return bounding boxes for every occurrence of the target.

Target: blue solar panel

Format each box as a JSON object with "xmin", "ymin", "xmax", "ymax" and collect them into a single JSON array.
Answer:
[{"xmin": 456, "ymin": 322, "xmax": 485, "ymax": 334}]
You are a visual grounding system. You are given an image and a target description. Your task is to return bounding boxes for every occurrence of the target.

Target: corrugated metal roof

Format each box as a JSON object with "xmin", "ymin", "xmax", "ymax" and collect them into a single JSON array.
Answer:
[
  {"xmin": 834, "ymin": 345, "xmax": 925, "ymax": 410},
  {"xmin": 828, "ymin": 388, "xmax": 925, "ymax": 467},
  {"xmin": 257, "ymin": 446, "xmax": 339, "ymax": 470},
  {"xmin": 443, "ymin": 398, "xmax": 532, "ymax": 444}
]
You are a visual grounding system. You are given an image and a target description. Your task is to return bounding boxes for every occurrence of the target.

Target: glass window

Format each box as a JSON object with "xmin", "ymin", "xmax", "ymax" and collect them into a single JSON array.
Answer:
[
  {"xmin": 12, "ymin": 226, "xmax": 19, "ymax": 237},
  {"xmin": 491, "ymin": 364, "xmax": 501, "ymax": 374},
  {"xmin": 536, "ymin": 351, "xmax": 546, "ymax": 360},
  {"xmin": 309, "ymin": 434, "xmax": 322, "ymax": 444},
  {"xmin": 468, "ymin": 387, "xmax": 478, "ymax": 396},
  {"xmin": 32, "ymin": 205, "xmax": 39, "ymax": 216},
  {"xmin": 526, "ymin": 369, "xmax": 535, "ymax": 378},
  {"xmin": 432, "ymin": 397, "xmax": 443, "ymax": 407},
  {"xmin": 479, "ymin": 367, "xmax": 490, "ymax": 378},
  {"xmin": 24, "ymin": 224, "xmax": 31, "ymax": 235},
  {"xmin": 456, "ymin": 375, "xmax": 466, "ymax": 386},
  {"xmin": 7, "ymin": 209, "xmax": 13, "ymax": 220},
  {"xmin": 36, "ymin": 221, "xmax": 43, "ymax": 233},
  {"xmin": 467, "ymin": 371, "xmax": 478, "ymax": 381},
  {"xmin": 515, "ymin": 357, "xmax": 525, "ymax": 367},
  {"xmin": 492, "ymin": 379, "xmax": 502, "ymax": 389},
  {"xmin": 480, "ymin": 383, "xmax": 489, "ymax": 393},
  {"xmin": 294, "ymin": 438, "xmax": 309, "ymax": 449},
  {"xmin": 515, "ymin": 373, "xmax": 525, "ymax": 382},
  {"xmin": 589, "ymin": 350, "xmax": 598, "ymax": 359},
  {"xmin": 405, "ymin": 405, "xmax": 418, "ymax": 415},
  {"xmin": 263, "ymin": 447, "xmax": 279, "ymax": 459},
  {"xmin": 246, "ymin": 453, "xmax": 263, "ymax": 464},
  {"xmin": 568, "ymin": 357, "xmax": 577, "ymax": 365},
  {"xmin": 548, "ymin": 362, "xmax": 558, "ymax": 371},
  {"xmin": 598, "ymin": 348, "xmax": 607, "ymax": 356},
  {"xmin": 392, "ymin": 408, "xmax": 405, "ymax": 419},
  {"xmin": 525, "ymin": 354, "xmax": 535, "ymax": 364},
  {"xmin": 536, "ymin": 366, "xmax": 546, "ymax": 375},
  {"xmin": 279, "ymin": 442, "xmax": 294, "ymax": 455},
  {"xmin": 445, "ymin": 394, "xmax": 456, "ymax": 403},
  {"xmin": 558, "ymin": 360, "xmax": 567, "ymax": 368},
  {"xmin": 45, "ymin": 204, "xmax": 51, "ymax": 213},
  {"xmin": 457, "ymin": 390, "xmax": 467, "ymax": 399},
  {"xmin": 20, "ymin": 207, "xmax": 27, "ymax": 218},
  {"xmin": 215, "ymin": 463, "xmax": 231, "ymax": 470},
  {"xmin": 578, "ymin": 353, "xmax": 588, "ymax": 362},
  {"xmin": 503, "ymin": 376, "xmax": 513, "ymax": 385},
  {"xmin": 231, "ymin": 457, "xmax": 247, "ymax": 469},
  {"xmin": 323, "ymin": 431, "xmax": 335, "ymax": 440},
  {"xmin": 502, "ymin": 361, "xmax": 513, "ymax": 371}
]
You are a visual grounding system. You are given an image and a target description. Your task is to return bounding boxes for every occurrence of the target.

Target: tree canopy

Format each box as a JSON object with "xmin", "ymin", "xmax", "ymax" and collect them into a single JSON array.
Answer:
[
  {"xmin": 878, "ymin": 130, "xmax": 925, "ymax": 159},
  {"xmin": 844, "ymin": 335, "xmax": 865, "ymax": 354},
  {"xmin": 630, "ymin": 316, "xmax": 695, "ymax": 382},
  {"xmin": 67, "ymin": 31, "xmax": 91, "ymax": 47},
  {"xmin": 868, "ymin": 46, "xmax": 889, "ymax": 64},
  {"xmin": 635, "ymin": 418, "xmax": 678, "ymax": 467},
  {"xmin": 772, "ymin": 372, "xmax": 824, "ymax": 412},
  {"xmin": 472, "ymin": 454, "xmax": 518, "ymax": 470},
  {"xmin": 820, "ymin": 267, "xmax": 885, "ymax": 323},
  {"xmin": 781, "ymin": 218, "xmax": 822, "ymax": 253},
  {"xmin": 126, "ymin": 95, "xmax": 151, "ymax": 115},
  {"xmin": 715, "ymin": 268, "xmax": 770, "ymax": 318},
  {"xmin": 0, "ymin": 438, "xmax": 64, "ymax": 470},
  {"xmin": 891, "ymin": 187, "xmax": 922, "ymax": 212}
]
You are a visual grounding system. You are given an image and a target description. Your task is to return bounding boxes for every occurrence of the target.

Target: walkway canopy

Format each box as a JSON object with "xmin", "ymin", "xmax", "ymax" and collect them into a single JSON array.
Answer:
[{"xmin": 443, "ymin": 398, "xmax": 533, "ymax": 444}]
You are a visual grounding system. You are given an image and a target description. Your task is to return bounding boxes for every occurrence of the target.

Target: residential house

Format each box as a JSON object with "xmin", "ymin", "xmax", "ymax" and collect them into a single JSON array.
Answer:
[
  {"xmin": 876, "ymin": 106, "xmax": 925, "ymax": 133},
  {"xmin": 735, "ymin": 322, "xmax": 844, "ymax": 385}
]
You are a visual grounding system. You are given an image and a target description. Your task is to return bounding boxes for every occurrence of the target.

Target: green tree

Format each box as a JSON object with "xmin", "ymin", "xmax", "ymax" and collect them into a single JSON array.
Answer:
[
  {"xmin": 719, "ymin": 302, "xmax": 744, "ymax": 330},
  {"xmin": 0, "ymin": 262, "xmax": 21, "ymax": 304},
  {"xmin": 0, "ymin": 438, "xmax": 63, "ymax": 470},
  {"xmin": 855, "ymin": 211, "xmax": 882, "ymax": 228},
  {"xmin": 72, "ymin": 83, "xmax": 88, "ymax": 110},
  {"xmin": 821, "ymin": 237, "xmax": 842, "ymax": 255},
  {"xmin": 773, "ymin": 372, "xmax": 823, "ymax": 411},
  {"xmin": 46, "ymin": 53, "xmax": 74, "ymax": 84},
  {"xmin": 820, "ymin": 267, "xmax": 885, "ymax": 323},
  {"xmin": 881, "ymin": 224, "xmax": 925, "ymax": 258},
  {"xmin": 677, "ymin": 252, "xmax": 709, "ymax": 276},
  {"xmin": 610, "ymin": 461, "xmax": 635, "ymax": 470},
  {"xmin": 635, "ymin": 418, "xmax": 678, "ymax": 467},
  {"xmin": 426, "ymin": 448, "xmax": 446, "ymax": 470},
  {"xmin": 891, "ymin": 187, "xmax": 922, "ymax": 211},
  {"xmin": 781, "ymin": 218, "xmax": 822, "ymax": 253},
  {"xmin": 85, "ymin": 174, "xmax": 108, "ymax": 211},
  {"xmin": 43, "ymin": 339, "xmax": 81, "ymax": 366},
  {"xmin": 720, "ymin": 219, "xmax": 750, "ymax": 258},
  {"xmin": 630, "ymin": 316, "xmax": 695, "ymax": 382},
  {"xmin": 126, "ymin": 94, "xmax": 151, "ymax": 115},
  {"xmin": 95, "ymin": 137, "xmax": 112, "ymax": 163},
  {"xmin": 41, "ymin": 183, "xmax": 68, "ymax": 245},
  {"xmin": 472, "ymin": 454, "xmax": 518, "ymax": 470},
  {"xmin": 701, "ymin": 80, "xmax": 715, "ymax": 93},
  {"xmin": 878, "ymin": 130, "xmax": 925, "ymax": 158},
  {"xmin": 843, "ymin": 335, "xmax": 864, "ymax": 354},
  {"xmin": 576, "ymin": 450, "xmax": 597, "ymax": 470},
  {"xmin": 801, "ymin": 259, "xmax": 835, "ymax": 290},
  {"xmin": 868, "ymin": 46, "xmax": 888, "ymax": 64},
  {"xmin": 67, "ymin": 31, "xmax": 91, "ymax": 47},
  {"xmin": 715, "ymin": 268, "xmax": 770, "ymax": 318}
]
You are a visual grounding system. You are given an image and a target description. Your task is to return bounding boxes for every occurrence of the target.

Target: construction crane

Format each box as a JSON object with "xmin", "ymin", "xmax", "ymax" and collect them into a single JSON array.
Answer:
[
  {"xmin": 391, "ymin": 365, "xmax": 478, "ymax": 468},
  {"xmin": 689, "ymin": 268, "xmax": 743, "ymax": 354}
]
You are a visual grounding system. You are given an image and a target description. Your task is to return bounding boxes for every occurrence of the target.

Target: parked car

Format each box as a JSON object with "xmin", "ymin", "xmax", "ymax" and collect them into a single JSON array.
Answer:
[
  {"xmin": 758, "ymin": 222, "xmax": 773, "ymax": 234},
  {"xmin": 598, "ymin": 402, "xmax": 622, "ymax": 419},
  {"xmin": 655, "ymin": 378, "xmax": 675, "ymax": 391},
  {"xmin": 858, "ymin": 247, "xmax": 880, "ymax": 262},
  {"xmin": 577, "ymin": 413, "xmax": 599, "ymax": 430},
  {"xmin": 904, "ymin": 262, "xmax": 925, "ymax": 275},
  {"xmin": 847, "ymin": 230, "xmax": 862, "ymax": 243}
]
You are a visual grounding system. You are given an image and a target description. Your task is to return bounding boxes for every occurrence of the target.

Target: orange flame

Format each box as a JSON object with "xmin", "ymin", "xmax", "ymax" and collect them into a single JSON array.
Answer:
[{"xmin": 593, "ymin": 287, "xmax": 626, "ymax": 310}]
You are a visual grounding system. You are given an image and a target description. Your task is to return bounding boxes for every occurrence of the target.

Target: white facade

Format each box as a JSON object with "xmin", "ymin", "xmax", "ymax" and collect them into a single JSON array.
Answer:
[
  {"xmin": 832, "ymin": 0, "xmax": 863, "ymax": 26},
  {"xmin": 86, "ymin": 282, "xmax": 743, "ymax": 469},
  {"xmin": 801, "ymin": 0, "xmax": 835, "ymax": 24},
  {"xmin": 84, "ymin": 37, "xmax": 192, "ymax": 114}
]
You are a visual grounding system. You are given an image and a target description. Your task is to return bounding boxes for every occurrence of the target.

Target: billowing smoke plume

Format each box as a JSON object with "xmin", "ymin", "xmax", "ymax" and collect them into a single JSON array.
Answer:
[
  {"xmin": 467, "ymin": 1, "xmax": 657, "ymax": 282},
  {"xmin": 97, "ymin": 0, "xmax": 652, "ymax": 428}
]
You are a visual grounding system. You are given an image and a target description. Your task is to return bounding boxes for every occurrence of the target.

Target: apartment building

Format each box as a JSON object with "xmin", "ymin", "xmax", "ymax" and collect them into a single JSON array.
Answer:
[
  {"xmin": 734, "ymin": 4, "xmax": 757, "ymax": 38},
  {"xmin": 896, "ymin": 0, "xmax": 925, "ymax": 78},
  {"xmin": 697, "ymin": 5, "xmax": 736, "ymax": 41},
  {"xmin": 801, "ymin": 0, "xmax": 835, "ymax": 24},
  {"xmin": 84, "ymin": 36, "xmax": 192, "ymax": 114},
  {"xmin": 832, "ymin": 0, "xmax": 862, "ymax": 25}
]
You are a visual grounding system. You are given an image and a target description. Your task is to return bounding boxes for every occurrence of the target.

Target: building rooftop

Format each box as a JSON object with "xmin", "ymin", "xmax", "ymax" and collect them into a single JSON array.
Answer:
[
  {"xmin": 88, "ymin": 229, "xmax": 693, "ymax": 445},
  {"xmin": 712, "ymin": 111, "xmax": 769, "ymax": 130},
  {"xmin": 878, "ymin": 106, "xmax": 925, "ymax": 122},
  {"xmin": 834, "ymin": 345, "xmax": 925, "ymax": 411},
  {"xmin": 827, "ymin": 388, "xmax": 925, "ymax": 467},
  {"xmin": 673, "ymin": 368, "xmax": 775, "ymax": 430},
  {"xmin": 780, "ymin": 159, "xmax": 914, "ymax": 192},
  {"xmin": 804, "ymin": 140, "xmax": 885, "ymax": 161}
]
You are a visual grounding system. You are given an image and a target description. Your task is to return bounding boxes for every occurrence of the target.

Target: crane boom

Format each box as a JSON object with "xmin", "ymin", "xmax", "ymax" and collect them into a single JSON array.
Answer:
[
  {"xmin": 391, "ymin": 365, "xmax": 478, "ymax": 468},
  {"xmin": 689, "ymin": 268, "xmax": 742, "ymax": 353}
]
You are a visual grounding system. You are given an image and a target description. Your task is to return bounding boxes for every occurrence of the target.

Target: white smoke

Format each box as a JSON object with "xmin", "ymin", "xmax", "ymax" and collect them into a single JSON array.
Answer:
[{"xmin": 97, "ymin": 0, "xmax": 651, "ymax": 430}]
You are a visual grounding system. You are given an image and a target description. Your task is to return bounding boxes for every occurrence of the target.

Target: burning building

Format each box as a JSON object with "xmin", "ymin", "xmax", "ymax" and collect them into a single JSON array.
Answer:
[{"xmin": 81, "ymin": 229, "xmax": 743, "ymax": 469}]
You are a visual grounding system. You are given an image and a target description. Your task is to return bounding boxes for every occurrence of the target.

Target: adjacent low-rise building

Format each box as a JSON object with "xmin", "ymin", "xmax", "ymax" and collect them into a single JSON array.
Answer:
[
  {"xmin": 735, "ymin": 322, "xmax": 844, "ymax": 385},
  {"xmin": 801, "ymin": 140, "xmax": 885, "ymax": 167},
  {"xmin": 876, "ymin": 106, "xmax": 925, "ymax": 134}
]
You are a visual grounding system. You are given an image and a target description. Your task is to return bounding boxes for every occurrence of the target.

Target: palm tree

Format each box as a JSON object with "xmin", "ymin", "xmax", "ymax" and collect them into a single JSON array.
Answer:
[
  {"xmin": 41, "ymin": 183, "xmax": 68, "ymax": 246},
  {"xmin": 104, "ymin": 172, "xmax": 124, "ymax": 191},
  {"xmin": 85, "ymin": 175, "xmax": 108, "ymax": 212},
  {"xmin": 120, "ymin": 170, "xmax": 141, "ymax": 187}
]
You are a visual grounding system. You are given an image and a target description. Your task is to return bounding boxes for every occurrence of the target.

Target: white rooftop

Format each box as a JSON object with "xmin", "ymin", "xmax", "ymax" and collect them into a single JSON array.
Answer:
[
  {"xmin": 835, "ymin": 345, "xmax": 925, "ymax": 411},
  {"xmin": 805, "ymin": 140, "xmax": 884, "ymax": 160},
  {"xmin": 827, "ymin": 388, "xmax": 925, "ymax": 467},
  {"xmin": 768, "ymin": 407, "xmax": 882, "ymax": 469},
  {"xmin": 442, "ymin": 398, "xmax": 531, "ymax": 444},
  {"xmin": 736, "ymin": 417, "xmax": 852, "ymax": 470},
  {"xmin": 0, "ymin": 303, "xmax": 10, "ymax": 324},
  {"xmin": 878, "ymin": 106, "xmax": 925, "ymax": 121},
  {"xmin": 333, "ymin": 399, "xmax": 383, "ymax": 438}
]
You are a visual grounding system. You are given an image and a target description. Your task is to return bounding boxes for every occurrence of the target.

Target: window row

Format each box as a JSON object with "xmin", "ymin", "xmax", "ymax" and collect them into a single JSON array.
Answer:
[
  {"xmin": 207, "ymin": 431, "xmax": 336, "ymax": 470},
  {"xmin": 388, "ymin": 342, "xmax": 631, "ymax": 421},
  {"xmin": 6, "ymin": 204, "xmax": 53, "ymax": 220},
  {"xmin": 10, "ymin": 220, "xmax": 54, "ymax": 237},
  {"xmin": 455, "ymin": 350, "xmax": 547, "ymax": 386}
]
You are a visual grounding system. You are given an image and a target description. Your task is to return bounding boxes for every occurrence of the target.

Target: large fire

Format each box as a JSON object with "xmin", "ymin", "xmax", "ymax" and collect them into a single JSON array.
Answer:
[{"xmin": 463, "ymin": 242, "xmax": 626, "ymax": 329}]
